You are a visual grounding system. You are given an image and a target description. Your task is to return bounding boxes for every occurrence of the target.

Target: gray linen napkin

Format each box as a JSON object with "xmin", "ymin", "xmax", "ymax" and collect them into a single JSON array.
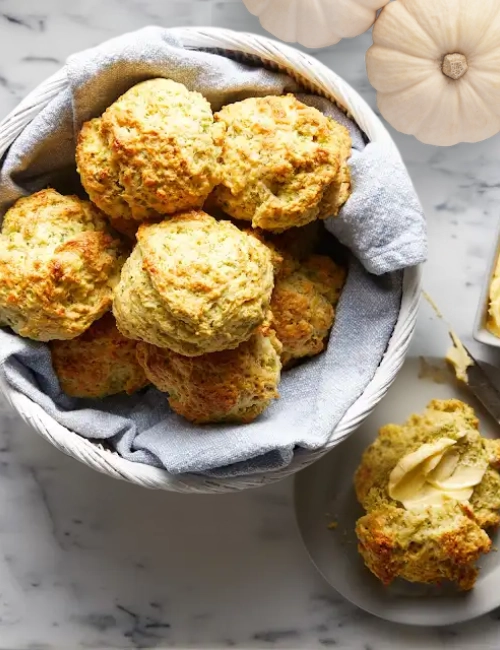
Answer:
[{"xmin": 0, "ymin": 26, "xmax": 426, "ymax": 478}]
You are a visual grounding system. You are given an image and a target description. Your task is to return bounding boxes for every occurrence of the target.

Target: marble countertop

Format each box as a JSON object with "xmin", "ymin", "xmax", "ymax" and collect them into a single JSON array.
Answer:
[{"xmin": 1, "ymin": 0, "xmax": 500, "ymax": 648}]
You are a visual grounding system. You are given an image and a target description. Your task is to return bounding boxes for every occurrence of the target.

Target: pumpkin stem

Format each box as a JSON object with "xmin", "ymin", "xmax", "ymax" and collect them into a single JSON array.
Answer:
[{"xmin": 442, "ymin": 53, "xmax": 468, "ymax": 80}]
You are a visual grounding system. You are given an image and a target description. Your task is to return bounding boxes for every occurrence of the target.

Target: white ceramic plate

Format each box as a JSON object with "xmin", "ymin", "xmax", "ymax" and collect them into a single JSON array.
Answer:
[{"xmin": 294, "ymin": 356, "xmax": 500, "ymax": 626}]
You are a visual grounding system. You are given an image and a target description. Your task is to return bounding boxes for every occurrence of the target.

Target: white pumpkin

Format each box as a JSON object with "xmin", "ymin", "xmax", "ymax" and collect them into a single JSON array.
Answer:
[
  {"xmin": 367, "ymin": 0, "xmax": 500, "ymax": 146},
  {"xmin": 243, "ymin": 0, "xmax": 389, "ymax": 49}
]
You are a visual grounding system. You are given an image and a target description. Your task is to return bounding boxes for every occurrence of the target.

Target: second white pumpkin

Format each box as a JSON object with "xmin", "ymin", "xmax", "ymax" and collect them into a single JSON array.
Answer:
[
  {"xmin": 367, "ymin": 0, "xmax": 500, "ymax": 146},
  {"xmin": 243, "ymin": 0, "xmax": 389, "ymax": 49}
]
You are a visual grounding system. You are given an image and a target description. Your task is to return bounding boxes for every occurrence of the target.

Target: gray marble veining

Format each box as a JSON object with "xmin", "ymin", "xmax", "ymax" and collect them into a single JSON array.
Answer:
[{"xmin": 1, "ymin": 0, "xmax": 500, "ymax": 647}]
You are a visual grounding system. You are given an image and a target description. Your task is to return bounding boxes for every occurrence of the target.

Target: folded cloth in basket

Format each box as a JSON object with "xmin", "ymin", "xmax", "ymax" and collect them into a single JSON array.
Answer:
[{"xmin": 0, "ymin": 26, "xmax": 426, "ymax": 478}]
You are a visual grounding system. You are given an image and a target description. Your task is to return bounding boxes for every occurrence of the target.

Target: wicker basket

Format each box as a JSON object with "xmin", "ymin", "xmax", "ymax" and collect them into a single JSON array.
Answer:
[{"xmin": 0, "ymin": 27, "xmax": 422, "ymax": 493}]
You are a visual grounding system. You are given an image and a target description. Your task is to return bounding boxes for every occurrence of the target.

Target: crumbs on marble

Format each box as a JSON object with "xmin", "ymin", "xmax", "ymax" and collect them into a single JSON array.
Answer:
[{"xmin": 327, "ymin": 521, "xmax": 338, "ymax": 530}]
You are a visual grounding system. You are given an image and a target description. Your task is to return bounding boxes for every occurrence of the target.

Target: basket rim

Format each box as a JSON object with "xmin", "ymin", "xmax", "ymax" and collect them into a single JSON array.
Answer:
[{"xmin": 0, "ymin": 26, "xmax": 423, "ymax": 493}]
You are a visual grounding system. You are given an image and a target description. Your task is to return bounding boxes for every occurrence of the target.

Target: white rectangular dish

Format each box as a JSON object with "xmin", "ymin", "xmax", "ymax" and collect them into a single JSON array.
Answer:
[{"xmin": 473, "ymin": 219, "xmax": 500, "ymax": 347}]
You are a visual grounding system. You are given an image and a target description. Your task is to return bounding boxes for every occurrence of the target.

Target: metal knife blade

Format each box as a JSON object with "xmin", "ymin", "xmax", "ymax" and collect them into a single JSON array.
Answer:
[
  {"xmin": 423, "ymin": 292, "xmax": 500, "ymax": 426},
  {"xmin": 453, "ymin": 341, "xmax": 500, "ymax": 425}
]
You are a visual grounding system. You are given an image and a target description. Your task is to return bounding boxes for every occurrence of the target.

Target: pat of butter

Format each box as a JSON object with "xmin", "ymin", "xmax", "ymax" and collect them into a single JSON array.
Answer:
[
  {"xmin": 428, "ymin": 461, "xmax": 487, "ymax": 491},
  {"xmin": 388, "ymin": 438, "xmax": 457, "ymax": 503},
  {"xmin": 446, "ymin": 331, "xmax": 473, "ymax": 383},
  {"xmin": 402, "ymin": 484, "xmax": 474, "ymax": 510},
  {"xmin": 388, "ymin": 434, "xmax": 487, "ymax": 510}
]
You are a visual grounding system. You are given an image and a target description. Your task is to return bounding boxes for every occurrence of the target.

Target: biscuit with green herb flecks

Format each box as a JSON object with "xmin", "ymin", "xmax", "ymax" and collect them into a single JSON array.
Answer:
[
  {"xmin": 113, "ymin": 211, "xmax": 275, "ymax": 356},
  {"xmin": 0, "ymin": 189, "xmax": 126, "ymax": 341},
  {"xmin": 50, "ymin": 312, "xmax": 148, "ymax": 398},
  {"xmin": 211, "ymin": 95, "xmax": 351, "ymax": 233},
  {"xmin": 270, "ymin": 254, "xmax": 346, "ymax": 366},
  {"xmin": 100, "ymin": 78, "xmax": 220, "ymax": 216},
  {"xmin": 137, "ymin": 328, "xmax": 282, "ymax": 424}
]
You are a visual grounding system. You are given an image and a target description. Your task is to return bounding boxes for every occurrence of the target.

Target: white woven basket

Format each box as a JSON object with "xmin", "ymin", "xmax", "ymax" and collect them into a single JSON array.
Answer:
[{"xmin": 0, "ymin": 27, "xmax": 423, "ymax": 493}]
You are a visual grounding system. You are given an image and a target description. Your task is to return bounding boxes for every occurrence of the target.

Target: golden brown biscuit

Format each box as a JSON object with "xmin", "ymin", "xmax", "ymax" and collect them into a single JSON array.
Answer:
[
  {"xmin": 113, "ymin": 211, "xmax": 275, "ymax": 356},
  {"xmin": 354, "ymin": 400, "xmax": 500, "ymax": 590},
  {"xmin": 243, "ymin": 228, "xmax": 288, "ymax": 277},
  {"xmin": 0, "ymin": 189, "xmax": 125, "ymax": 341},
  {"xmin": 470, "ymin": 468, "xmax": 500, "ymax": 530},
  {"xmin": 355, "ymin": 401, "xmax": 479, "ymax": 506},
  {"xmin": 76, "ymin": 119, "xmax": 148, "ymax": 240},
  {"xmin": 100, "ymin": 78, "xmax": 220, "ymax": 216},
  {"xmin": 355, "ymin": 400, "xmax": 500, "ymax": 530},
  {"xmin": 76, "ymin": 117, "xmax": 155, "ymax": 227},
  {"xmin": 50, "ymin": 312, "xmax": 148, "ymax": 398},
  {"xmin": 202, "ymin": 198, "xmax": 292, "ymax": 277},
  {"xmin": 356, "ymin": 501, "xmax": 491, "ymax": 591},
  {"xmin": 211, "ymin": 95, "xmax": 351, "ymax": 232},
  {"xmin": 315, "ymin": 131, "xmax": 352, "ymax": 220},
  {"xmin": 270, "ymin": 255, "xmax": 346, "ymax": 366},
  {"xmin": 300, "ymin": 254, "xmax": 347, "ymax": 305},
  {"xmin": 136, "ymin": 328, "xmax": 282, "ymax": 424}
]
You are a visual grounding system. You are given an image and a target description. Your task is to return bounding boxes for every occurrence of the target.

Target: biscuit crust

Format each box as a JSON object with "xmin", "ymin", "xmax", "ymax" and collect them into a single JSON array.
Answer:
[
  {"xmin": 113, "ymin": 211, "xmax": 275, "ymax": 356},
  {"xmin": 50, "ymin": 312, "xmax": 148, "ymax": 398},
  {"xmin": 0, "ymin": 189, "xmax": 125, "ymax": 341},
  {"xmin": 270, "ymin": 254, "xmax": 346, "ymax": 366},
  {"xmin": 137, "ymin": 328, "xmax": 282, "ymax": 424},
  {"xmin": 101, "ymin": 78, "xmax": 220, "ymax": 216},
  {"xmin": 211, "ymin": 95, "xmax": 351, "ymax": 232}
]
